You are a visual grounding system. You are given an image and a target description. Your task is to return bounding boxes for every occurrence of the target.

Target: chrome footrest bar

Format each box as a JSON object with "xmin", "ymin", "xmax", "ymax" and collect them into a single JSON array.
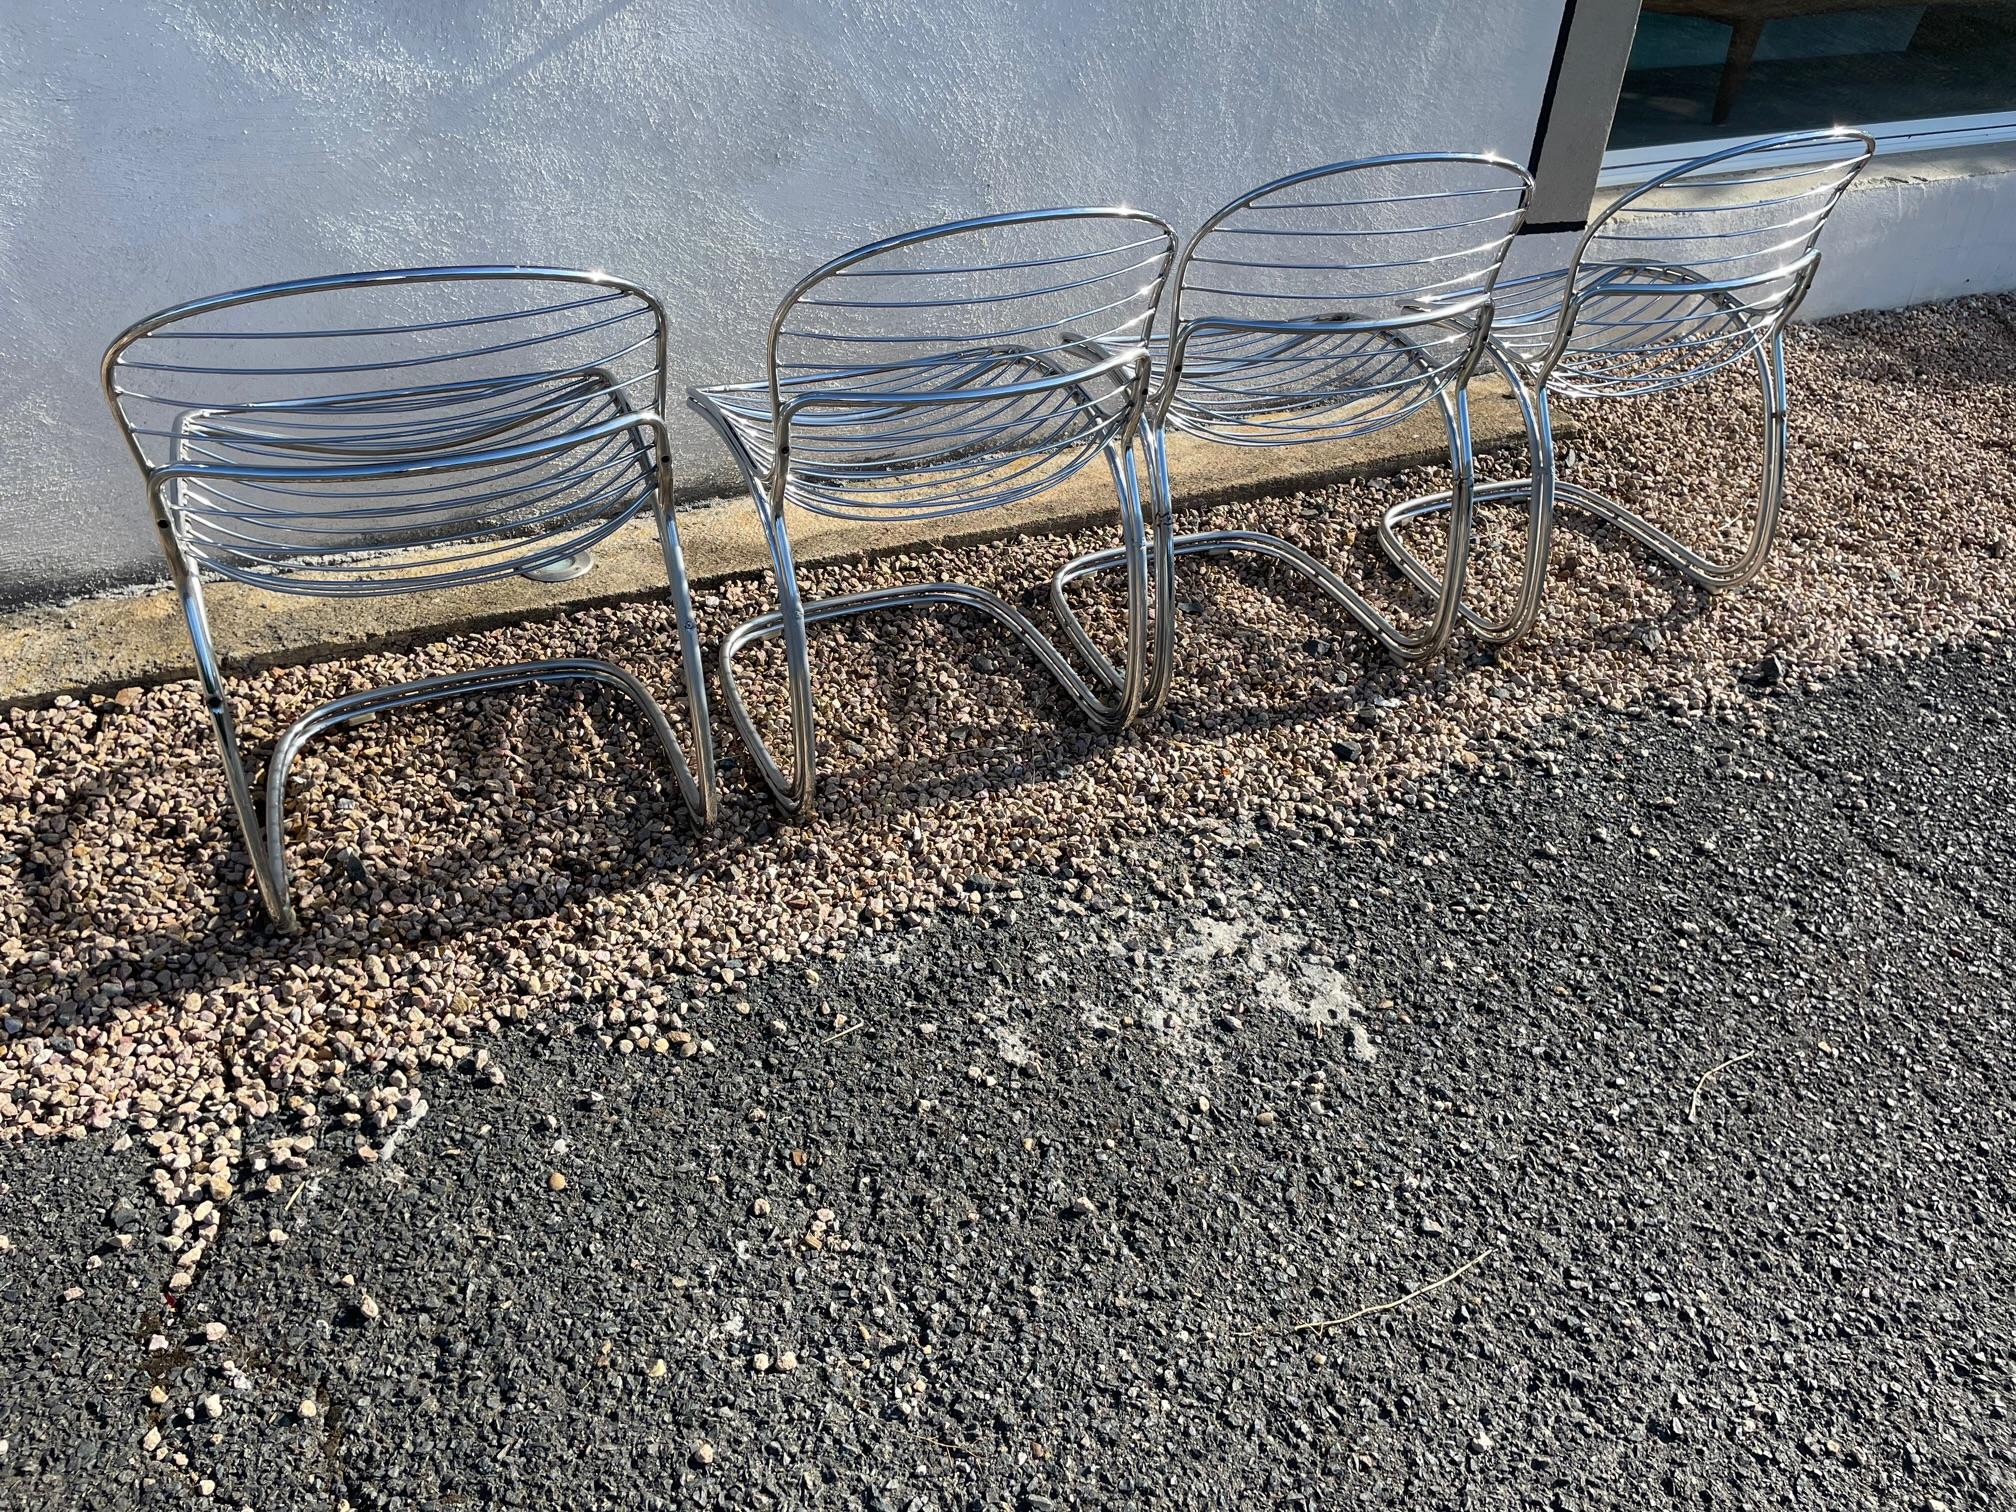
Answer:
[
  {"xmin": 1052, "ymin": 506, "xmax": 1468, "ymax": 690},
  {"xmin": 718, "ymin": 561, "xmax": 1162, "ymax": 820},
  {"xmin": 252, "ymin": 658, "xmax": 711, "ymax": 933}
]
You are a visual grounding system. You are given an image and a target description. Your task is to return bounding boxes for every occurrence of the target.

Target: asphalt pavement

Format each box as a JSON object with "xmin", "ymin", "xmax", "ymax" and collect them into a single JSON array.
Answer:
[{"xmin": 2, "ymin": 641, "xmax": 2011, "ymax": 1511}]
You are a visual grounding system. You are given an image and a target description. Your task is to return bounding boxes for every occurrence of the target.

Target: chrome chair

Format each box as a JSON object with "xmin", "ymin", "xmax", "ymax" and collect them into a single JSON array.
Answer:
[
  {"xmin": 691, "ymin": 209, "xmax": 1178, "ymax": 818},
  {"xmin": 102, "ymin": 266, "xmax": 717, "ymax": 932},
  {"xmin": 1049, "ymin": 154, "xmax": 1537, "ymax": 708},
  {"xmin": 1380, "ymin": 129, "xmax": 1875, "ymax": 639}
]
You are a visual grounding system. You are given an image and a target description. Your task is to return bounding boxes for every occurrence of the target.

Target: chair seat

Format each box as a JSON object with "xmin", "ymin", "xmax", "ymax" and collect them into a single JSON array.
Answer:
[
  {"xmin": 172, "ymin": 366, "xmax": 640, "ymax": 466},
  {"xmin": 1149, "ymin": 320, "xmax": 1477, "ymax": 446},
  {"xmin": 1482, "ymin": 264, "xmax": 1778, "ymax": 397},
  {"xmin": 161, "ymin": 366, "xmax": 658, "ymax": 594},
  {"xmin": 690, "ymin": 350, "xmax": 1127, "ymax": 521}
]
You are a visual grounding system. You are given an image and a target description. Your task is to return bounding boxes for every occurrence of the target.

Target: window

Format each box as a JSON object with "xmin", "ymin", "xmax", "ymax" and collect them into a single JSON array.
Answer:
[{"xmin": 1607, "ymin": 2, "xmax": 2016, "ymax": 162}]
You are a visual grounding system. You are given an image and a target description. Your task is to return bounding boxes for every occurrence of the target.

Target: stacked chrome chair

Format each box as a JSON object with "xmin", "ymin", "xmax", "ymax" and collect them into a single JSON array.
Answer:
[
  {"xmin": 1379, "ymin": 128, "xmax": 1875, "ymax": 641},
  {"xmin": 690, "ymin": 211, "xmax": 1178, "ymax": 816},
  {"xmin": 104, "ymin": 131, "xmax": 1875, "ymax": 925},
  {"xmin": 101, "ymin": 269, "xmax": 717, "ymax": 931},
  {"xmin": 1046, "ymin": 152, "xmax": 1540, "ymax": 709}
]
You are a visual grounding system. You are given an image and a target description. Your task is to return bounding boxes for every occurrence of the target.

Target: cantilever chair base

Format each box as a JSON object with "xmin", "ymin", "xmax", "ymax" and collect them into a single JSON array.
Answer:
[
  {"xmin": 1373, "ymin": 344, "xmax": 1557, "ymax": 644},
  {"xmin": 1053, "ymin": 513, "xmax": 1463, "ymax": 683},
  {"xmin": 710, "ymin": 435, "xmax": 1169, "ymax": 820},
  {"xmin": 1381, "ymin": 474, "xmax": 1777, "ymax": 629},
  {"xmin": 718, "ymin": 566, "xmax": 1165, "ymax": 819},
  {"xmin": 1378, "ymin": 323, "xmax": 1789, "ymax": 637},
  {"xmin": 224, "ymin": 658, "xmax": 712, "ymax": 934},
  {"xmin": 1051, "ymin": 379, "xmax": 1485, "ymax": 712},
  {"xmin": 1378, "ymin": 476, "xmax": 1555, "ymax": 644}
]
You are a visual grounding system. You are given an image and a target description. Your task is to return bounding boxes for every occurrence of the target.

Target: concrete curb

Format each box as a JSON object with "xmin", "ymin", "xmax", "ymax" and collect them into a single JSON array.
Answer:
[{"xmin": 1, "ymin": 387, "xmax": 1536, "ymax": 708}]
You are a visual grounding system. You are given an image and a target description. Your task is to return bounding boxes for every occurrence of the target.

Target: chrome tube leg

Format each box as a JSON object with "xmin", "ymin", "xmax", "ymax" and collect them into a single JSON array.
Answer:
[
  {"xmin": 1046, "ymin": 427, "xmax": 1167, "ymax": 716},
  {"xmin": 1101, "ymin": 438, "xmax": 1152, "ymax": 731},
  {"xmin": 775, "ymin": 518, "xmax": 819, "ymax": 806},
  {"xmin": 650, "ymin": 476, "xmax": 719, "ymax": 827},
  {"xmin": 145, "ymin": 471, "xmax": 297, "ymax": 930},
  {"xmin": 218, "ymin": 700, "xmax": 294, "ymax": 932},
  {"xmin": 1723, "ymin": 326, "xmax": 1790, "ymax": 589},
  {"xmin": 1545, "ymin": 328, "xmax": 1789, "ymax": 592},
  {"xmin": 1143, "ymin": 425, "xmax": 1178, "ymax": 714},
  {"xmin": 1378, "ymin": 347, "xmax": 1556, "ymax": 644},
  {"xmin": 1503, "ymin": 383, "xmax": 1558, "ymax": 637},
  {"xmin": 175, "ymin": 580, "xmax": 297, "ymax": 933},
  {"xmin": 718, "ymin": 488, "xmax": 821, "ymax": 818},
  {"xmin": 1404, "ymin": 378, "xmax": 1478, "ymax": 663},
  {"xmin": 1678, "ymin": 325, "xmax": 1788, "ymax": 590}
]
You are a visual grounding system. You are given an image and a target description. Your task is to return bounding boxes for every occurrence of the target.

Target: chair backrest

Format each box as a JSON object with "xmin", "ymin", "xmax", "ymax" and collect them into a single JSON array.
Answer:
[
  {"xmin": 1162, "ymin": 153, "xmax": 1533, "ymax": 444},
  {"xmin": 103, "ymin": 266, "xmax": 671, "ymax": 595},
  {"xmin": 762, "ymin": 209, "xmax": 1178, "ymax": 521},
  {"xmin": 1536, "ymin": 129, "xmax": 1875, "ymax": 395}
]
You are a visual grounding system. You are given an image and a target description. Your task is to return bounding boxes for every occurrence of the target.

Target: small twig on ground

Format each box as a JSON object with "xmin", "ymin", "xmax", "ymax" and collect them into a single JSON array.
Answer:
[
  {"xmin": 821, "ymin": 1018, "xmax": 868, "ymax": 1046},
  {"xmin": 1688, "ymin": 1049, "xmax": 1756, "ymax": 1123},
  {"xmin": 1237, "ymin": 1246, "xmax": 1497, "ymax": 1340}
]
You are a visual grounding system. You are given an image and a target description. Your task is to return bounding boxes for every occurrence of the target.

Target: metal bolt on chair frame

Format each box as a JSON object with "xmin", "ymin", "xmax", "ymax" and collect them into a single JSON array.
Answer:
[
  {"xmin": 690, "ymin": 209, "xmax": 1179, "ymax": 818},
  {"xmin": 1048, "ymin": 153, "xmax": 1539, "ymax": 708},
  {"xmin": 102, "ymin": 266, "xmax": 718, "ymax": 932},
  {"xmin": 1379, "ymin": 129, "xmax": 1876, "ymax": 641}
]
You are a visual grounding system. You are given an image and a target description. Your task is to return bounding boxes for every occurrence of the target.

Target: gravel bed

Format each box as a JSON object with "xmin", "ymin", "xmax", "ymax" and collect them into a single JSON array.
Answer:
[
  {"xmin": 1, "ymin": 641, "xmax": 2010, "ymax": 1508},
  {"xmin": 0, "ymin": 295, "xmax": 2012, "ymax": 1489}
]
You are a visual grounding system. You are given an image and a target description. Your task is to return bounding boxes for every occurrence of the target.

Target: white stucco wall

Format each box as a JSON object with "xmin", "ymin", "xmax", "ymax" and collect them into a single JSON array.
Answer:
[
  {"xmin": 0, "ymin": 0, "xmax": 1564, "ymax": 604},
  {"xmin": 10, "ymin": 2, "xmax": 2009, "ymax": 609}
]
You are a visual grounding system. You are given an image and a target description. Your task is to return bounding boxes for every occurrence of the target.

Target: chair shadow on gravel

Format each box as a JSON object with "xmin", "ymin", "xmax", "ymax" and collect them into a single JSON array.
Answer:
[
  {"xmin": 722, "ymin": 555, "xmax": 1459, "ymax": 829},
  {"xmin": 273, "ymin": 690, "xmax": 710, "ymax": 930},
  {"xmin": 717, "ymin": 505, "xmax": 1739, "ymax": 837},
  {"xmin": 11, "ymin": 685, "xmax": 718, "ymax": 1024},
  {"xmin": 1535, "ymin": 512, "xmax": 1712, "ymax": 639},
  {"xmin": 18, "ymin": 483, "xmax": 1724, "ymax": 1026}
]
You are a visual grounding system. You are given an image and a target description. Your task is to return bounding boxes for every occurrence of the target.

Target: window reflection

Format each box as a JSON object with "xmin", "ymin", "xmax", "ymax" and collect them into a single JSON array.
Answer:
[{"xmin": 1611, "ymin": 2, "xmax": 2016, "ymax": 150}]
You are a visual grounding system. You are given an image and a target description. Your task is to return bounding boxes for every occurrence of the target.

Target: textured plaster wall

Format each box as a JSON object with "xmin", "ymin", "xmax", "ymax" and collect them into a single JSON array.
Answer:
[
  {"xmin": 5, "ymin": 5, "xmax": 2015, "ymax": 608},
  {"xmin": 0, "ymin": 0, "xmax": 1564, "ymax": 604}
]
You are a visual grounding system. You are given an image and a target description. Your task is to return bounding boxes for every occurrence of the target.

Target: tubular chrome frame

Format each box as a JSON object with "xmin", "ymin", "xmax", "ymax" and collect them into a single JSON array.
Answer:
[
  {"xmin": 1049, "ymin": 153, "xmax": 1536, "ymax": 709},
  {"xmin": 1380, "ymin": 129, "xmax": 1876, "ymax": 638},
  {"xmin": 690, "ymin": 208, "xmax": 1178, "ymax": 819},
  {"xmin": 102, "ymin": 265, "xmax": 717, "ymax": 932}
]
